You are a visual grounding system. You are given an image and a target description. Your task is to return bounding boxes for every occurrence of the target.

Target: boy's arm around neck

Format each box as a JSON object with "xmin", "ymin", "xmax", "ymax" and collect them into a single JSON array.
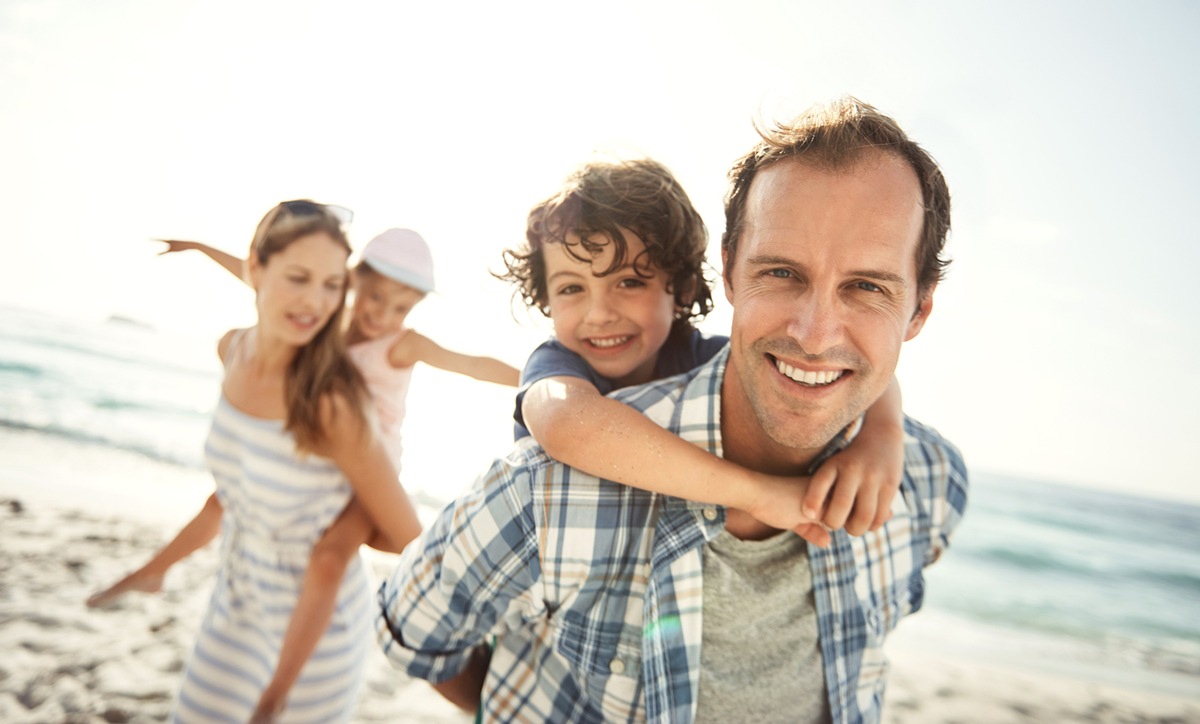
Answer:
[{"xmin": 522, "ymin": 376, "xmax": 828, "ymax": 543}]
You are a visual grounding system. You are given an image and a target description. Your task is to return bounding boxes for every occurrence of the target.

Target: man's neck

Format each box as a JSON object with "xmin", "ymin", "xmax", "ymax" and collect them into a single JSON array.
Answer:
[{"xmin": 720, "ymin": 365, "xmax": 824, "ymax": 541}]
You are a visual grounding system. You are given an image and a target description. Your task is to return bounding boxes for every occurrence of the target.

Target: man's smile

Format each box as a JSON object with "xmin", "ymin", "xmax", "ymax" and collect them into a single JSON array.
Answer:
[{"xmin": 771, "ymin": 355, "xmax": 847, "ymax": 387}]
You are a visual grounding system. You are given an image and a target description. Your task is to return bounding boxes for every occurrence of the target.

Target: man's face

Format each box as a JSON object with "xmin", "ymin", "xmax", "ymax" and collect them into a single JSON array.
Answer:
[{"xmin": 722, "ymin": 152, "xmax": 933, "ymax": 466}]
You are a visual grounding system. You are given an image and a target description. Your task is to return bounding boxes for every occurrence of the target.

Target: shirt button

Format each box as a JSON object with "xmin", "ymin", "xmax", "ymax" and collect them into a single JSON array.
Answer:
[
  {"xmin": 703, "ymin": 508, "xmax": 718, "ymax": 521},
  {"xmin": 609, "ymin": 658, "xmax": 626, "ymax": 675}
]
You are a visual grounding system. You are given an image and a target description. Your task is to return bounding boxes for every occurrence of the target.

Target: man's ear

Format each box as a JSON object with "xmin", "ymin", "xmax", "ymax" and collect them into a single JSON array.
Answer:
[
  {"xmin": 904, "ymin": 285, "xmax": 935, "ymax": 341},
  {"xmin": 722, "ymin": 247, "xmax": 734, "ymax": 304}
]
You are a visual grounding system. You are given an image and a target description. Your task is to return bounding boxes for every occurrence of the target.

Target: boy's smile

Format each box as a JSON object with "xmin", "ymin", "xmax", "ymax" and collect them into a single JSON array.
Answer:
[{"xmin": 543, "ymin": 230, "xmax": 676, "ymax": 388}]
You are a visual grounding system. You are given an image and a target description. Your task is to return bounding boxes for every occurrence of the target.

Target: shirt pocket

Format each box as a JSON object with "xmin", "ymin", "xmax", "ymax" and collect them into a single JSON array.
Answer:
[{"xmin": 555, "ymin": 614, "xmax": 645, "ymax": 717}]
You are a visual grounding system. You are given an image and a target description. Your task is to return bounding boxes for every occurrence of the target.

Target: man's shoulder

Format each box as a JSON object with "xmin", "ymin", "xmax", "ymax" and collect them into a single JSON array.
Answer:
[
  {"xmin": 507, "ymin": 352, "xmax": 725, "ymax": 509},
  {"xmin": 902, "ymin": 416, "xmax": 964, "ymax": 466},
  {"xmin": 610, "ymin": 350, "xmax": 725, "ymax": 429},
  {"xmin": 901, "ymin": 415, "xmax": 969, "ymax": 503},
  {"xmin": 501, "ymin": 435, "xmax": 612, "ymax": 493}
]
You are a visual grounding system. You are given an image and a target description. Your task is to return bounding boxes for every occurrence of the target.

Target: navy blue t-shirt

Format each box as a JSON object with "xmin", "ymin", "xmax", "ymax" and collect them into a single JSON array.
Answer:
[{"xmin": 512, "ymin": 327, "xmax": 729, "ymax": 439}]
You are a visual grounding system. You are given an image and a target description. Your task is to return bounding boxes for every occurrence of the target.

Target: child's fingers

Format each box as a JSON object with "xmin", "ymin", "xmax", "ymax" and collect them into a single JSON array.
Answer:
[
  {"xmin": 844, "ymin": 495, "xmax": 877, "ymax": 537},
  {"xmin": 821, "ymin": 478, "xmax": 860, "ymax": 531},
  {"xmin": 793, "ymin": 522, "xmax": 832, "ymax": 548},
  {"xmin": 870, "ymin": 485, "xmax": 900, "ymax": 530},
  {"xmin": 804, "ymin": 467, "xmax": 838, "ymax": 521}
]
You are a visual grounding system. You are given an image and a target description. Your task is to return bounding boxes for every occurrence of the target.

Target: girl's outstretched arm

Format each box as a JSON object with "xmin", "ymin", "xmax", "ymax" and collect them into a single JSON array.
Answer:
[
  {"xmin": 389, "ymin": 331, "xmax": 520, "ymax": 387},
  {"xmin": 154, "ymin": 239, "xmax": 248, "ymax": 285},
  {"xmin": 319, "ymin": 393, "xmax": 422, "ymax": 553},
  {"xmin": 803, "ymin": 375, "xmax": 905, "ymax": 535},
  {"xmin": 86, "ymin": 492, "xmax": 223, "ymax": 608},
  {"xmin": 523, "ymin": 376, "xmax": 831, "ymax": 545}
]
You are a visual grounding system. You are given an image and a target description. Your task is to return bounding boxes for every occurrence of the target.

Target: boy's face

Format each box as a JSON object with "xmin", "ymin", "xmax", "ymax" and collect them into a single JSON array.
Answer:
[
  {"xmin": 350, "ymin": 270, "xmax": 425, "ymax": 340},
  {"xmin": 544, "ymin": 230, "xmax": 676, "ymax": 388}
]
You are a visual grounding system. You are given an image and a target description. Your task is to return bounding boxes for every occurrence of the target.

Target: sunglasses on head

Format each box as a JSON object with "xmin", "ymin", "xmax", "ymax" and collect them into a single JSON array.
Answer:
[{"xmin": 280, "ymin": 199, "xmax": 354, "ymax": 227}]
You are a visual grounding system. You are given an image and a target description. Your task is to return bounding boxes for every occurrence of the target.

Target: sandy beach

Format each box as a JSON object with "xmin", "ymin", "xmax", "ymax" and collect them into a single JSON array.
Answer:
[{"xmin": 2, "ymin": 428, "xmax": 1197, "ymax": 723}]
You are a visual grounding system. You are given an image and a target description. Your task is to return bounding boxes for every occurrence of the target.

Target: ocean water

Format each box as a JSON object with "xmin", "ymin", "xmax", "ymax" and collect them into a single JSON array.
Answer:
[
  {"xmin": 2, "ymin": 305, "xmax": 1198, "ymax": 688},
  {"xmin": 0, "ymin": 306, "xmax": 219, "ymax": 468}
]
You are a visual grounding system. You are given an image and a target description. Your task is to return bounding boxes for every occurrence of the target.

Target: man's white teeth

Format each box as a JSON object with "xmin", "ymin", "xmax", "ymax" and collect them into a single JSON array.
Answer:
[
  {"xmin": 775, "ymin": 359, "xmax": 843, "ymax": 386},
  {"xmin": 590, "ymin": 336, "xmax": 631, "ymax": 348}
]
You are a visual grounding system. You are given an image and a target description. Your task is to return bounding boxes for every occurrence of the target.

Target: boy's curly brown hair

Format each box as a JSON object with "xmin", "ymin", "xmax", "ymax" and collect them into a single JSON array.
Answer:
[{"xmin": 498, "ymin": 159, "xmax": 714, "ymax": 331}]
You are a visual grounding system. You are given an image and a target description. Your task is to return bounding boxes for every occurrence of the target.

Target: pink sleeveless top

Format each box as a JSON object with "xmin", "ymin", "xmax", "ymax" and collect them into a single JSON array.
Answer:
[{"xmin": 347, "ymin": 328, "xmax": 413, "ymax": 470}]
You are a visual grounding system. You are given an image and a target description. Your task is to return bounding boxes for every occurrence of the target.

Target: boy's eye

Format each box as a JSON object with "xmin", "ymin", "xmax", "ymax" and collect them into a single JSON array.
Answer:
[
  {"xmin": 325, "ymin": 281, "xmax": 343, "ymax": 292},
  {"xmin": 617, "ymin": 277, "xmax": 646, "ymax": 289},
  {"xmin": 288, "ymin": 275, "xmax": 308, "ymax": 284},
  {"xmin": 557, "ymin": 284, "xmax": 582, "ymax": 295}
]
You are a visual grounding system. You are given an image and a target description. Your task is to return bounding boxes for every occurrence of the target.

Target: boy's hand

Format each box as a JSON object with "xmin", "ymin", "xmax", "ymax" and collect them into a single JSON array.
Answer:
[
  {"xmin": 802, "ymin": 430, "xmax": 904, "ymax": 536},
  {"xmin": 791, "ymin": 521, "xmax": 832, "ymax": 548},
  {"xmin": 743, "ymin": 473, "xmax": 832, "ymax": 547}
]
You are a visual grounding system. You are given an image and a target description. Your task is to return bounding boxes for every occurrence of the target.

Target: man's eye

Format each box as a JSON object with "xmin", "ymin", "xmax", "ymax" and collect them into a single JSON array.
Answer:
[
  {"xmin": 855, "ymin": 281, "xmax": 883, "ymax": 293},
  {"xmin": 766, "ymin": 268, "xmax": 792, "ymax": 279}
]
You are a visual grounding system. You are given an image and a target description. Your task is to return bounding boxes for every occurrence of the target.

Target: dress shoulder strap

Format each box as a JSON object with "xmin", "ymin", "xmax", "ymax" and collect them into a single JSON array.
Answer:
[{"xmin": 223, "ymin": 327, "xmax": 250, "ymax": 370}]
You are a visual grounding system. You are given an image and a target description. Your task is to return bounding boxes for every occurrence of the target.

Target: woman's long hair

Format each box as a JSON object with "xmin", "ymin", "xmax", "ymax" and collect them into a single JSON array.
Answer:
[{"xmin": 249, "ymin": 200, "xmax": 368, "ymax": 454}]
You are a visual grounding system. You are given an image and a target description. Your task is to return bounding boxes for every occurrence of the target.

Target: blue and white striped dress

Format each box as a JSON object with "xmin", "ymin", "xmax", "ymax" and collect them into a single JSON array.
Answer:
[{"xmin": 173, "ymin": 395, "xmax": 372, "ymax": 723}]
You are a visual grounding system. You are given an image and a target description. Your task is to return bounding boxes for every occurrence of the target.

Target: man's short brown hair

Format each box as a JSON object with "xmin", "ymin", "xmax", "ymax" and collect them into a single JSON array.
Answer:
[{"xmin": 722, "ymin": 96, "xmax": 952, "ymax": 297}]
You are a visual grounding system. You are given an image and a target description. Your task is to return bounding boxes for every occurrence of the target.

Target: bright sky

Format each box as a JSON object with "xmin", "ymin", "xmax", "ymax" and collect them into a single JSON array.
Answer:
[{"xmin": 2, "ymin": 0, "xmax": 1198, "ymax": 503}]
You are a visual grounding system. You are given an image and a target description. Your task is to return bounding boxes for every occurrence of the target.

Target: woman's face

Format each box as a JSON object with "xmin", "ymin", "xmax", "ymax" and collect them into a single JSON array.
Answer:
[{"xmin": 250, "ymin": 231, "xmax": 350, "ymax": 348}]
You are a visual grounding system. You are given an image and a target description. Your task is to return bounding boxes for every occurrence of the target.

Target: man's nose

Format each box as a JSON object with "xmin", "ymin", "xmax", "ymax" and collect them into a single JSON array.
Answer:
[{"xmin": 786, "ymin": 294, "xmax": 845, "ymax": 356}]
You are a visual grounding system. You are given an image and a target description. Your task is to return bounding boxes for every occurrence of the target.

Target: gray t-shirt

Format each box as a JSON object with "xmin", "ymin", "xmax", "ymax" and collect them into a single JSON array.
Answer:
[{"xmin": 694, "ymin": 530, "xmax": 831, "ymax": 723}]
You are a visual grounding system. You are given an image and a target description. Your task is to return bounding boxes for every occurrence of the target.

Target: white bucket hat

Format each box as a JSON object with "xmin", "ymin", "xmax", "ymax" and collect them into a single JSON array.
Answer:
[{"xmin": 360, "ymin": 228, "xmax": 435, "ymax": 293}]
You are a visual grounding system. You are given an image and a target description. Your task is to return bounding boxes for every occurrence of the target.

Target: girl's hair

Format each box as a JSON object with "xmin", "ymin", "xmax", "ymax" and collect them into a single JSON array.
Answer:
[
  {"xmin": 497, "ymin": 159, "xmax": 714, "ymax": 336},
  {"xmin": 249, "ymin": 200, "xmax": 368, "ymax": 454}
]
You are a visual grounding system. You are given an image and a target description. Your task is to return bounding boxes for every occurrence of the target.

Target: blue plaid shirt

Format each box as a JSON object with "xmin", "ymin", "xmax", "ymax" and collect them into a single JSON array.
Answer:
[{"xmin": 377, "ymin": 348, "xmax": 968, "ymax": 723}]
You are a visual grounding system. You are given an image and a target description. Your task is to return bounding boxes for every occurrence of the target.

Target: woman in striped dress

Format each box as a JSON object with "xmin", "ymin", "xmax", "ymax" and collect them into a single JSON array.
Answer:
[{"xmin": 172, "ymin": 200, "xmax": 421, "ymax": 722}]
